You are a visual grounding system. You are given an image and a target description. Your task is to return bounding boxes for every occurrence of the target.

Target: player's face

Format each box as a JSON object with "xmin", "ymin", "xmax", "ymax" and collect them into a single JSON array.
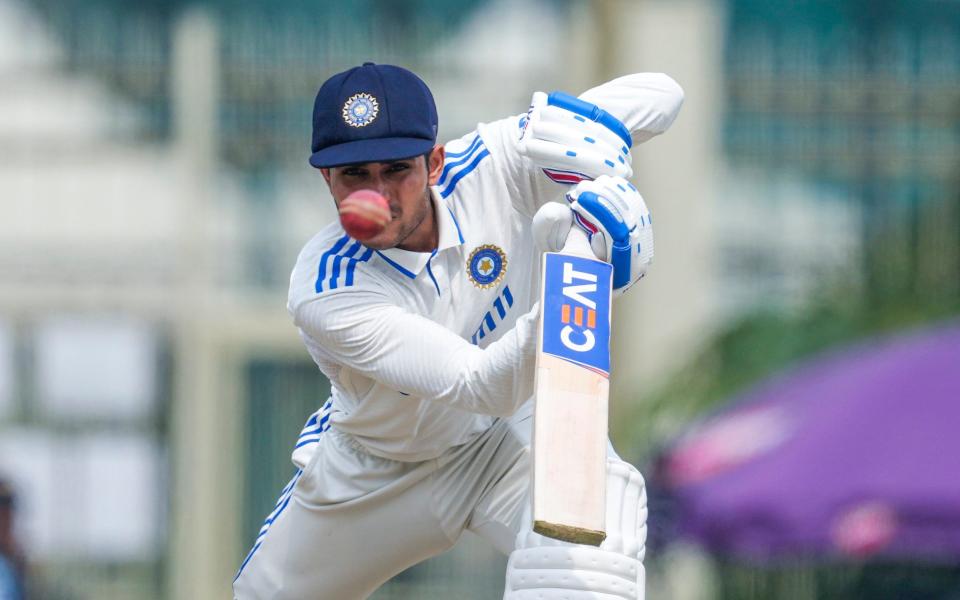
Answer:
[{"xmin": 322, "ymin": 146, "xmax": 445, "ymax": 251}]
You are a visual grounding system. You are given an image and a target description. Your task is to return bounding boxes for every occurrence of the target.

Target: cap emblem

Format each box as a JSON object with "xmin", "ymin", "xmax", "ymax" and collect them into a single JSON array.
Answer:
[{"xmin": 342, "ymin": 93, "xmax": 380, "ymax": 128}]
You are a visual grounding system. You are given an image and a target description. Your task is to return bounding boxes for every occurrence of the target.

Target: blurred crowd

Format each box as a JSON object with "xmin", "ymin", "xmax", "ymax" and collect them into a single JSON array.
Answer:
[{"xmin": 0, "ymin": 481, "xmax": 23, "ymax": 600}]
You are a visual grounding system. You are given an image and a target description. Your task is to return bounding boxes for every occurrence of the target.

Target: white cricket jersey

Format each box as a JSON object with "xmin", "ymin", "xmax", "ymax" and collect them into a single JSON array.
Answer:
[{"xmin": 286, "ymin": 73, "xmax": 684, "ymax": 463}]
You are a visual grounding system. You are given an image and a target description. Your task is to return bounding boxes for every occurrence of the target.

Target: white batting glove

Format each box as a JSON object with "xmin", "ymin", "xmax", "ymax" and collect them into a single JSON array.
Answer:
[
  {"xmin": 518, "ymin": 90, "xmax": 633, "ymax": 184},
  {"xmin": 531, "ymin": 202, "xmax": 573, "ymax": 253},
  {"xmin": 566, "ymin": 175, "xmax": 654, "ymax": 296}
]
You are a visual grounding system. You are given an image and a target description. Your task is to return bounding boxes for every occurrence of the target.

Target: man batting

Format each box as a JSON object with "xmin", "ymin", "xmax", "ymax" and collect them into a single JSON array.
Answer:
[{"xmin": 233, "ymin": 62, "xmax": 683, "ymax": 599}]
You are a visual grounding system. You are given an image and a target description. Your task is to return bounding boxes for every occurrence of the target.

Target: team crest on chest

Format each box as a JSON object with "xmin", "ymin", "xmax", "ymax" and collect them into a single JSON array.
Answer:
[
  {"xmin": 342, "ymin": 93, "xmax": 379, "ymax": 127},
  {"xmin": 467, "ymin": 244, "xmax": 507, "ymax": 289}
]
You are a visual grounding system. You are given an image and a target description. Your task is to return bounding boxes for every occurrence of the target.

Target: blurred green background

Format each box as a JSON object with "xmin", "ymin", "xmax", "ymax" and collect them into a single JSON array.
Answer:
[{"xmin": 1, "ymin": 0, "xmax": 958, "ymax": 598}]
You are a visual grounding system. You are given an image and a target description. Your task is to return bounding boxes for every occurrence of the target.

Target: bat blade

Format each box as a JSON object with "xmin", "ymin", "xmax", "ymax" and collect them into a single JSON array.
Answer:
[{"xmin": 532, "ymin": 241, "xmax": 612, "ymax": 546}]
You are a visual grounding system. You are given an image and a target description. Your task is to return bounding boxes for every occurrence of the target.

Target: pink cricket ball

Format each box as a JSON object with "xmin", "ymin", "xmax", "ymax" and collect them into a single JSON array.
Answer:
[{"xmin": 338, "ymin": 189, "xmax": 391, "ymax": 241}]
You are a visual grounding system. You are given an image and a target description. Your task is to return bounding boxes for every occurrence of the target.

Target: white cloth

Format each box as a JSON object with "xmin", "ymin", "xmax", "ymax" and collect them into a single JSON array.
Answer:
[
  {"xmin": 285, "ymin": 72, "xmax": 684, "ymax": 463},
  {"xmin": 234, "ymin": 405, "xmax": 535, "ymax": 599},
  {"xmin": 233, "ymin": 404, "xmax": 645, "ymax": 600},
  {"xmin": 235, "ymin": 72, "xmax": 683, "ymax": 598}
]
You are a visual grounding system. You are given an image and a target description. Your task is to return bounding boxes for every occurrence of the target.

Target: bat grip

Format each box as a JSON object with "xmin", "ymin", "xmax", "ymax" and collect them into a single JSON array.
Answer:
[{"xmin": 562, "ymin": 223, "xmax": 595, "ymax": 258}]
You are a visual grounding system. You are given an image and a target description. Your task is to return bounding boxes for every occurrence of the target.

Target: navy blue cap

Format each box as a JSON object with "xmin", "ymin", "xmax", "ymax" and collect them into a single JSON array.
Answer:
[{"xmin": 309, "ymin": 62, "xmax": 438, "ymax": 169}]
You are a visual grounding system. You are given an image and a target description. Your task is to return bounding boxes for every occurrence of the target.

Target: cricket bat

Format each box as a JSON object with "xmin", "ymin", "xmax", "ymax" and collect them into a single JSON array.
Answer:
[{"xmin": 532, "ymin": 224, "xmax": 612, "ymax": 546}]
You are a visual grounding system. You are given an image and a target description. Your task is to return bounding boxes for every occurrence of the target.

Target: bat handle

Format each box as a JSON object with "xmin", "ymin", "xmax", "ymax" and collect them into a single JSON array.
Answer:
[{"xmin": 562, "ymin": 222, "xmax": 595, "ymax": 258}]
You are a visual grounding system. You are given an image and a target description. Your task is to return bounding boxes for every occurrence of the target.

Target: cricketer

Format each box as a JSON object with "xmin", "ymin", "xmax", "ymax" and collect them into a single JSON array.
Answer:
[{"xmin": 233, "ymin": 62, "xmax": 683, "ymax": 599}]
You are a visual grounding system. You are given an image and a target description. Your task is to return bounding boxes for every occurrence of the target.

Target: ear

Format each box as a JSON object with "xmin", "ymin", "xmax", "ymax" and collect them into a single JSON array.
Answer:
[
  {"xmin": 320, "ymin": 168, "xmax": 332, "ymax": 186},
  {"xmin": 426, "ymin": 145, "xmax": 445, "ymax": 186}
]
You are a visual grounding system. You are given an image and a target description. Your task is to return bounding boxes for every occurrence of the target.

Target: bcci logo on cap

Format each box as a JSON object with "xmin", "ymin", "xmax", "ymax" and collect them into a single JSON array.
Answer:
[
  {"xmin": 342, "ymin": 93, "xmax": 380, "ymax": 128},
  {"xmin": 540, "ymin": 254, "xmax": 612, "ymax": 375}
]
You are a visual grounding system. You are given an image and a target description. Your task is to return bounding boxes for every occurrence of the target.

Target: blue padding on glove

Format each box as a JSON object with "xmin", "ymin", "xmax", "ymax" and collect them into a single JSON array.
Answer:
[
  {"xmin": 547, "ymin": 91, "xmax": 633, "ymax": 149},
  {"xmin": 574, "ymin": 191, "xmax": 632, "ymax": 289},
  {"xmin": 575, "ymin": 192, "xmax": 629, "ymax": 242},
  {"xmin": 610, "ymin": 242, "xmax": 632, "ymax": 289}
]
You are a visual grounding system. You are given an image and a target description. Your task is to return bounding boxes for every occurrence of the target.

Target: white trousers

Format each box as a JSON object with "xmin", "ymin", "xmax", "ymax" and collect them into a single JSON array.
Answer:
[{"xmin": 233, "ymin": 404, "xmax": 631, "ymax": 599}]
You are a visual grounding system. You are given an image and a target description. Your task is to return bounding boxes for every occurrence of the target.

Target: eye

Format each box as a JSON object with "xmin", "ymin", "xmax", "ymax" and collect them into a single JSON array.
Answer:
[
  {"xmin": 342, "ymin": 167, "xmax": 367, "ymax": 177},
  {"xmin": 386, "ymin": 162, "xmax": 411, "ymax": 173}
]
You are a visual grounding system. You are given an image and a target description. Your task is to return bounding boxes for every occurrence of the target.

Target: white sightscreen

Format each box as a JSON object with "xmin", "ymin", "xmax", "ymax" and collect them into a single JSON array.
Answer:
[
  {"xmin": 0, "ymin": 321, "xmax": 12, "ymax": 418},
  {"xmin": 0, "ymin": 429, "xmax": 162, "ymax": 560},
  {"xmin": 34, "ymin": 316, "xmax": 156, "ymax": 420}
]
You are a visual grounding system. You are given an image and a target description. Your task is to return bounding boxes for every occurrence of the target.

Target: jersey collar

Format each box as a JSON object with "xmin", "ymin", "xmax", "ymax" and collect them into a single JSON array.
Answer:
[{"xmin": 374, "ymin": 189, "xmax": 464, "ymax": 278}]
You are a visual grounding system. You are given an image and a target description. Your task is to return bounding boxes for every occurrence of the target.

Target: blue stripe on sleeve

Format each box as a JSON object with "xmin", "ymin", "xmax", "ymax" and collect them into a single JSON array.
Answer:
[
  {"xmin": 345, "ymin": 247, "xmax": 374, "ymax": 287},
  {"xmin": 315, "ymin": 235, "xmax": 350, "ymax": 292},
  {"xmin": 440, "ymin": 149, "xmax": 490, "ymax": 198},
  {"xmin": 439, "ymin": 138, "xmax": 485, "ymax": 186},
  {"xmin": 444, "ymin": 134, "xmax": 482, "ymax": 159},
  {"xmin": 328, "ymin": 256, "xmax": 345, "ymax": 290},
  {"xmin": 329, "ymin": 241, "xmax": 362, "ymax": 290}
]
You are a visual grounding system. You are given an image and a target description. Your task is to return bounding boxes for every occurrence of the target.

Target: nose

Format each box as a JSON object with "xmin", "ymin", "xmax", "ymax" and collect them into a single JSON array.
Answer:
[{"xmin": 364, "ymin": 177, "xmax": 388, "ymax": 198}]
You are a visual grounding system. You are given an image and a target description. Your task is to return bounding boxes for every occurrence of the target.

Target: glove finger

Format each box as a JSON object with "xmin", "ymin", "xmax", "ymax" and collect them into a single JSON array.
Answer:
[
  {"xmin": 565, "ymin": 177, "xmax": 604, "ymax": 201},
  {"xmin": 575, "ymin": 179, "xmax": 635, "ymax": 234},
  {"xmin": 545, "ymin": 91, "xmax": 633, "ymax": 153},
  {"xmin": 519, "ymin": 91, "xmax": 547, "ymax": 139},
  {"xmin": 538, "ymin": 105, "xmax": 633, "ymax": 163},
  {"xmin": 527, "ymin": 119, "xmax": 629, "ymax": 173},
  {"xmin": 529, "ymin": 90, "xmax": 548, "ymax": 111},
  {"xmin": 572, "ymin": 191, "xmax": 630, "ymax": 243},
  {"xmin": 589, "ymin": 230, "xmax": 608, "ymax": 261},
  {"xmin": 521, "ymin": 138, "xmax": 633, "ymax": 180},
  {"xmin": 593, "ymin": 177, "xmax": 644, "ymax": 230},
  {"xmin": 624, "ymin": 190, "xmax": 651, "ymax": 230},
  {"xmin": 596, "ymin": 175, "xmax": 644, "ymax": 201},
  {"xmin": 637, "ymin": 220, "xmax": 654, "ymax": 265}
]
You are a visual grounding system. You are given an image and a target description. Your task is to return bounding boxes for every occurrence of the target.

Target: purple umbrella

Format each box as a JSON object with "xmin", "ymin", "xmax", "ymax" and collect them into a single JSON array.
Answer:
[{"xmin": 660, "ymin": 322, "xmax": 960, "ymax": 561}]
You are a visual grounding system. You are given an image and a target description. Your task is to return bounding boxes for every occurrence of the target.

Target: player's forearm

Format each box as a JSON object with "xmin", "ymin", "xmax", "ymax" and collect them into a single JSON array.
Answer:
[
  {"xmin": 578, "ymin": 73, "xmax": 684, "ymax": 144},
  {"xmin": 298, "ymin": 296, "xmax": 538, "ymax": 417},
  {"xmin": 432, "ymin": 307, "xmax": 538, "ymax": 417}
]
